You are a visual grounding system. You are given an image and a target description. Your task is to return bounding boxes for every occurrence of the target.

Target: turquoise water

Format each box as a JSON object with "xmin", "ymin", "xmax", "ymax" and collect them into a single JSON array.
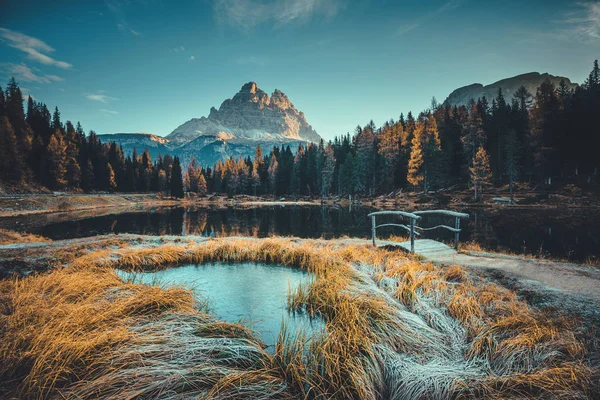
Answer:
[{"xmin": 117, "ymin": 262, "xmax": 324, "ymax": 349}]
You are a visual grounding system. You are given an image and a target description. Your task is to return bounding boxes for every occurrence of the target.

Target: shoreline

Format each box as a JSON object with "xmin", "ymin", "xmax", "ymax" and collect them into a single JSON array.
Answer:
[{"xmin": 1, "ymin": 191, "xmax": 599, "ymax": 218}]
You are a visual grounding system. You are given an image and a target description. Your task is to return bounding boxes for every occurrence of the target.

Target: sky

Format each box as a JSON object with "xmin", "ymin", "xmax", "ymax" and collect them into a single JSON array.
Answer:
[{"xmin": 0, "ymin": 0, "xmax": 599, "ymax": 140}]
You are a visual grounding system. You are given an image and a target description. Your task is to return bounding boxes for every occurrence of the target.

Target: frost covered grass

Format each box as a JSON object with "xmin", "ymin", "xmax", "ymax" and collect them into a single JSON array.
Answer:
[{"xmin": 0, "ymin": 237, "xmax": 596, "ymax": 399}]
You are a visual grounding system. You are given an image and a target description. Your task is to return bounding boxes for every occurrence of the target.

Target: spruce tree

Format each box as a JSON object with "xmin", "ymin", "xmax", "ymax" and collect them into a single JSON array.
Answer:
[
  {"xmin": 0, "ymin": 116, "xmax": 23, "ymax": 183},
  {"xmin": 45, "ymin": 131, "xmax": 68, "ymax": 189},
  {"xmin": 170, "ymin": 156, "xmax": 184, "ymax": 198}
]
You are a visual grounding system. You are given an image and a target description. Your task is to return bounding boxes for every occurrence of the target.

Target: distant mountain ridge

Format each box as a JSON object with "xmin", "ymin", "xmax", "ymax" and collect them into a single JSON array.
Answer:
[
  {"xmin": 98, "ymin": 82, "xmax": 321, "ymax": 166},
  {"xmin": 444, "ymin": 72, "xmax": 578, "ymax": 107}
]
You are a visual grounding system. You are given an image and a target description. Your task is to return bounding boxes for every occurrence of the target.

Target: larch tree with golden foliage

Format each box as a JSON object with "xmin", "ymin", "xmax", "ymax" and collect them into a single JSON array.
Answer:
[
  {"xmin": 470, "ymin": 146, "xmax": 491, "ymax": 201},
  {"xmin": 407, "ymin": 123, "xmax": 424, "ymax": 190},
  {"xmin": 107, "ymin": 163, "xmax": 117, "ymax": 192}
]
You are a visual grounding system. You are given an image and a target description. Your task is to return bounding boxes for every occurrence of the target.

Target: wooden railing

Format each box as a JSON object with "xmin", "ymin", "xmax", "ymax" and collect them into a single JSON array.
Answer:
[{"xmin": 367, "ymin": 209, "xmax": 469, "ymax": 253}]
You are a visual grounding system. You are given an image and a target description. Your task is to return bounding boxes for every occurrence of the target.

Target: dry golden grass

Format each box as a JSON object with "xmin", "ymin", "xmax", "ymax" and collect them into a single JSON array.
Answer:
[
  {"xmin": 0, "ymin": 229, "xmax": 51, "ymax": 245},
  {"xmin": 0, "ymin": 237, "xmax": 596, "ymax": 399}
]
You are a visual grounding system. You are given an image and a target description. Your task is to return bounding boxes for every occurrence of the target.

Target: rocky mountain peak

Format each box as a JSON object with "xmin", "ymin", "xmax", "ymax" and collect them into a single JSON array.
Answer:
[
  {"xmin": 166, "ymin": 82, "xmax": 321, "ymax": 144},
  {"xmin": 241, "ymin": 81, "xmax": 258, "ymax": 93},
  {"xmin": 271, "ymin": 89, "xmax": 293, "ymax": 110}
]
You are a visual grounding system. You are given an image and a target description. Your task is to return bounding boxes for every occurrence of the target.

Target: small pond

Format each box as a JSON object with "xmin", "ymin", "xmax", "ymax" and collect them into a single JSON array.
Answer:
[{"xmin": 117, "ymin": 262, "xmax": 324, "ymax": 349}]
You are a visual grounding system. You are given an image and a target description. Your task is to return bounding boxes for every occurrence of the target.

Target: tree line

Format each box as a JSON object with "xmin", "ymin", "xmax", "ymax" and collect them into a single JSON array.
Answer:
[
  {"xmin": 0, "ymin": 78, "xmax": 185, "ymax": 197},
  {"xmin": 0, "ymin": 59, "xmax": 598, "ymax": 199},
  {"xmin": 195, "ymin": 59, "xmax": 599, "ymax": 200}
]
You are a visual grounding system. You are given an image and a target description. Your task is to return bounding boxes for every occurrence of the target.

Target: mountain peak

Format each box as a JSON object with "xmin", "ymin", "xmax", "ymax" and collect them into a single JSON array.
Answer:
[
  {"xmin": 240, "ymin": 81, "xmax": 258, "ymax": 93},
  {"xmin": 166, "ymin": 82, "xmax": 321, "ymax": 144},
  {"xmin": 271, "ymin": 89, "xmax": 293, "ymax": 110},
  {"xmin": 445, "ymin": 71, "xmax": 578, "ymax": 107}
]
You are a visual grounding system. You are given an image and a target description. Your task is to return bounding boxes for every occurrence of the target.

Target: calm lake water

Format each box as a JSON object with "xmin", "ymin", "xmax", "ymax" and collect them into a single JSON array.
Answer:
[
  {"xmin": 116, "ymin": 262, "xmax": 324, "ymax": 349},
  {"xmin": 2, "ymin": 205, "xmax": 599, "ymax": 262}
]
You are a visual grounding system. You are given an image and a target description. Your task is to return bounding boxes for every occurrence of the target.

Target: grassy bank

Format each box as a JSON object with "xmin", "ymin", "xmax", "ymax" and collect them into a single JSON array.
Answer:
[
  {"xmin": 0, "ymin": 237, "xmax": 597, "ymax": 399},
  {"xmin": 0, "ymin": 193, "xmax": 180, "ymax": 217}
]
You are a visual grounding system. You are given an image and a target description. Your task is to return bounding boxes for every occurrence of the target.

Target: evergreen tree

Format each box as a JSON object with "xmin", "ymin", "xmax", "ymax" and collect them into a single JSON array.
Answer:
[
  {"xmin": 45, "ymin": 131, "xmax": 68, "ymax": 189},
  {"xmin": 504, "ymin": 129, "xmax": 520, "ymax": 201},
  {"xmin": 0, "ymin": 116, "xmax": 23, "ymax": 183},
  {"xmin": 158, "ymin": 169, "xmax": 168, "ymax": 194},
  {"xmin": 338, "ymin": 153, "xmax": 355, "ymax": 195},
  {"xmin": 170, "ymin": 156, "xmax": 184, "ymax": 198},
  {"xmin": 64, "ymin": 121, "xmax": 81, "ymax": 188},
  {"xmin": 51, "ymin": 107, "xmax": 63, "ymax": 133},
  {"xmin": 320, "ymin": 144, "xmax": 335, "ymax": 198}
]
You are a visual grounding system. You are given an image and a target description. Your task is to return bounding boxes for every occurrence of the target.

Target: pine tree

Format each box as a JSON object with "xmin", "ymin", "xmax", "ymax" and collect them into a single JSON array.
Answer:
[
  {"xmin": 422, "ymin": 114, "xmax": 441, "ymax": 191},
  {"xmin": 158, "ymin": 169, "xmax": 168, "ymax": 194},
  {"xmin": 584, "ymin": 59, "xmax": 599, "ymax": 91},
  {"xmin": 64, "ymin": 121, "xmax": 81, "ymax": 188},
  {"xmin": 45, "ymin": 131, "xmax": 68, "ymax": 189},
  {"xmin": 291, "ymin": 145, "xmax": 304, "ymax": 196},
  {"xmin": 470, "ymin": 146, "xmax": 491, "ymax": 201},
  {"xmin": 354, "ymin": 124, "xmax": 376, "ymax": 195},
  {"xmin": 321, "ymin": 144, "xmax": 335, "ymax": 198},
  {"xmin": 0, "ymin": 85, "xmax": 5, "ymax": 117},
  {"xmin": 504, "ymin": 129, "xmax": 520, "ymax": 201},
  {"xmin": 51, "ymin": 107, "xmax": 63, "ymax": 133},
  {"xmin": 170, "ymin": 156, "xmax": 184, "ymax": 198},
  {"xmin": 338, "ymin": 153, "xmax": 355, "ymax": 195},
  {"xmin": 0, "ymin": 116, "xmax": 23, "ymax": 183},
  {"xmin": 461, "ymin": 102, "xmax": 486, "ymax": 172}
]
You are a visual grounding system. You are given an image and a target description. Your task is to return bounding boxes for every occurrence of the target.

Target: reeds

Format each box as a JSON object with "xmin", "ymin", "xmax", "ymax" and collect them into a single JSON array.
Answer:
[{"xmin": 0, "ymin": 229, "xmax": 51, "ymax": 245}]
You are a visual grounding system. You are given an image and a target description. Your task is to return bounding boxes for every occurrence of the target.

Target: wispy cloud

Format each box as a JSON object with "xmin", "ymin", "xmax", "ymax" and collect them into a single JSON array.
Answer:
[
  {"xmin": 563, "ymin": 1, "xmax": 600, "ymax": 41},
  {"xmin": 86, "ymin": 91, "xmax": 119, "ymax": 103},
  {"xmin": 0, "ymin": 63, "xmax": 63, "ymax": 84},
  {"xmin": 170, "ymin": 46, "xmax": 185, "ymax": 52},
  {"xmin": 516, "ymin": 1, "xmax": 600, "ymax": 45},
  {"xmin": 99, "ymin": 108, "xmax": 119, "ymax": 115},
  {"xmin": 105, "ymin": 0, "xmax": 142, "ymax": 36},
  {"xmin": 189, "ymin": 55, "xmax": 196, "ymax": 60},
  {"xmin": 0, "ymin": 27, "xmax": 72, "ymax": 69},
  {"xmin": 214, "ymin": 0, "xmax": 344, "ymax": 30},
  {"xmin": 397, "ymin": 0, "xmax": 463, "ymax": 35},
  {"xmin": 236, "ymin": 55, "xmax": 268, "ymax": 66}
]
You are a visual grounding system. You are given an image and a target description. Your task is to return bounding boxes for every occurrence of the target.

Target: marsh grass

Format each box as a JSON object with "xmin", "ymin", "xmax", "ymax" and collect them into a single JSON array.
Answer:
[
  {"xmin": 0, "ymin": 229, "xmax": 51, "ymax": 245},
  {"xmin": 0, "ymin": 237, "xmax": 596, "ymax": 399}
]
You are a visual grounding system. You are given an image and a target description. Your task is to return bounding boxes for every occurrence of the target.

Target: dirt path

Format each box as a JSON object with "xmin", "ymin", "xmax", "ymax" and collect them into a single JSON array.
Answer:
[
  {"xmin": 339, "ymin": 237, "xmax": 600, "ymax": 302},
  {"xmin": 425, "ymin": 251, "xmax": 600, "ymax": 301}
]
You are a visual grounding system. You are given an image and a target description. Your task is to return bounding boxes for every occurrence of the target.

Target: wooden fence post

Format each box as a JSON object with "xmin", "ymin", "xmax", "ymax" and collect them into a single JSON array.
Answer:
[
  {"xmin": 410, "ymin": 218, "xmax": 415, "ymax": 253},
  {"xmin": 454, "ymin": 217, "xmax": 460, "ymax": 250},
  {"xmin": 371, "ymin": 215, "xmax": 376, "ymax": 247}
]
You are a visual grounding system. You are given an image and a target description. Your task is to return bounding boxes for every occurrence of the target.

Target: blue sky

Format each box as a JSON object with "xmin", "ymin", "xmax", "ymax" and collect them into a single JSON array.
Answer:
[{"xmin": 0, "ymin": 0, "xmax": 598, "ymax": 140}]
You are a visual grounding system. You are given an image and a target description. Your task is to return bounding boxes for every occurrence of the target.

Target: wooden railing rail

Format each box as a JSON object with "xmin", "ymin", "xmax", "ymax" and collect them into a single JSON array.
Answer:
[
  {"xmin": 367, "ymin": 211, "xmax": 421, "ymax": 253},
  {"xmin": 368, "ymin": 209, "xmax": 469, "ymax": 253}
]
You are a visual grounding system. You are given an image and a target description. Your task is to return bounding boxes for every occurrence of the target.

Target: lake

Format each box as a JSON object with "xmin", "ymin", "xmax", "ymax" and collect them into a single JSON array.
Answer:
[{"xmin": 1, "ymin": 205, "xmax": 599, "ymax": 262}]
